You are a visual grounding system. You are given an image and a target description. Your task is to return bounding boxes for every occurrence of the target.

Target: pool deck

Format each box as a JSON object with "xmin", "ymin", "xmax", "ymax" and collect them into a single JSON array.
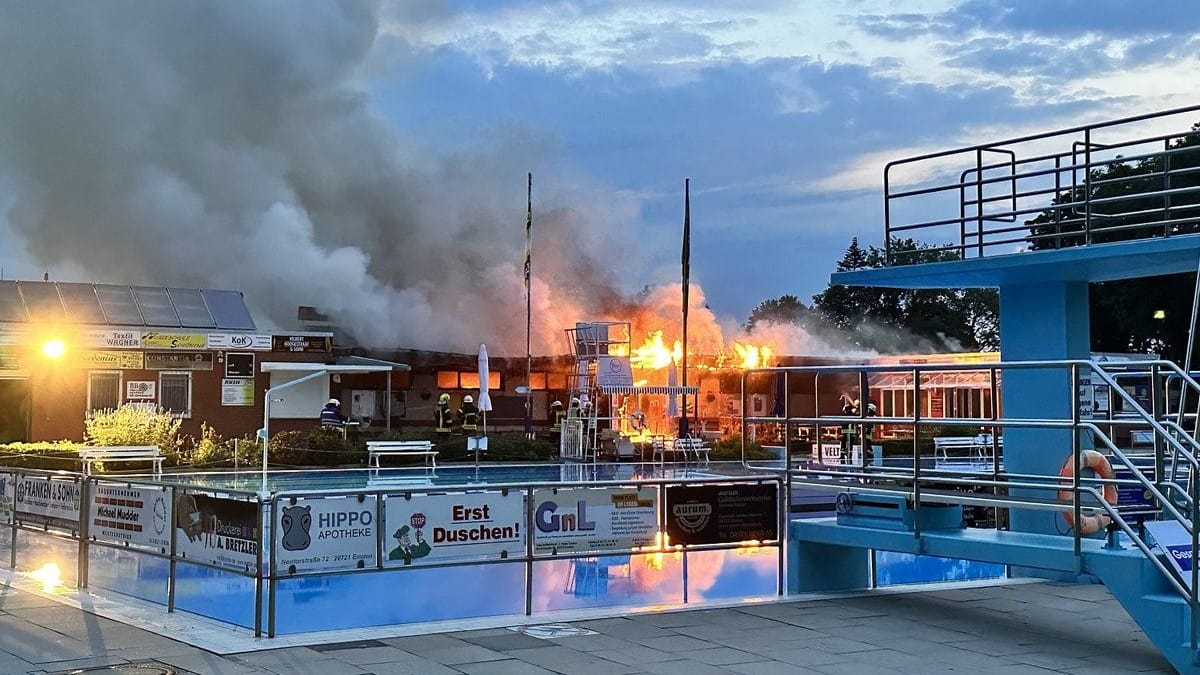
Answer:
[{"xmin": 0, "ymin": 578, "xmax": 1174, "ymax": 674}]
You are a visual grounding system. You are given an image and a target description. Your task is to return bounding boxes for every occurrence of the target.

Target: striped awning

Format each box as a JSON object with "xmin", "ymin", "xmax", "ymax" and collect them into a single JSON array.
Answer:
[{"xmin": 598, "ymin": 385, "xmax": 699, "ymax": 395}]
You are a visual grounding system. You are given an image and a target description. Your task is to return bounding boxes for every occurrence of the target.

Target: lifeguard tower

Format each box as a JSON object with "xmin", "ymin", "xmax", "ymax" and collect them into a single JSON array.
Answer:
[{"xmin": 755, "ymin": 105, "xmax": 1200, "ymax": 672}]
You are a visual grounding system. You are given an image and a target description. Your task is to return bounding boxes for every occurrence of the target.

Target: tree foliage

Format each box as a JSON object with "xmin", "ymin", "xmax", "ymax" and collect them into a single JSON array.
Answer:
[{"xmin": 745, "ymin": 294, "xmax": 812, "ymax": 332}]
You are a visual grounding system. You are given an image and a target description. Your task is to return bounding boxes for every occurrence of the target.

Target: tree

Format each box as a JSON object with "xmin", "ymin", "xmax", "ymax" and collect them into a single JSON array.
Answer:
[
  {"xmin": 812, "ymin": 237, "xmax": 999, "ymax": 353},
  {"xmin": 745, "ymin": 294, "xmax": 811, "ymax": 332}
]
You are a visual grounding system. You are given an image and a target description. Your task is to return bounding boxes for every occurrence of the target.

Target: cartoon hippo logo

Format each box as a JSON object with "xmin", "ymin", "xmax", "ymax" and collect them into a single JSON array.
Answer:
[{"xmin": 280, "ymin": 505, "xmax": 312, "ymax": 551}]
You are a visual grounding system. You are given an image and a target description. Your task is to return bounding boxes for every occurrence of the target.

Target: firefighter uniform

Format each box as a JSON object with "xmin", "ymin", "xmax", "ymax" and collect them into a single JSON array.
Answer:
[
  {"xmin": 550, "ymin": 400, "xmax": 565, "ymax": 433},
  {"xmin": 459, "ymin": 395, "xmax": 479, "ymax": 434},
  {"xmin": 435, "ymin": 393, "xmax": 453, "ymax": 438}
]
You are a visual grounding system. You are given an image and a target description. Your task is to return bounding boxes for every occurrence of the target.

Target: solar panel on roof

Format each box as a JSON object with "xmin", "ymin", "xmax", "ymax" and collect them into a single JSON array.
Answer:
[
  {"xmin": 202, "ymin": 289, "xmax": 256, "ymax": 330},
  {"xmin": 94, "ymin": 285, "xmax": 144, "ymax": 325},
  {"xmin": 0, "ymin": 282, "xmax": 28, "ymax": 323},
  {"xmin": 17, "ymin": 282, "xmax": 66, "ymax": 322},
  {"xmin": 168, "ymin": 288, "xmax": 216, "ymax": 328},
  {"xmin": 57, "ymin": 283, "xmax": 107, "ymax": 324},
  {"xmin": 132, "ymin": 287, "xmax": 180, "ymax": 327}
]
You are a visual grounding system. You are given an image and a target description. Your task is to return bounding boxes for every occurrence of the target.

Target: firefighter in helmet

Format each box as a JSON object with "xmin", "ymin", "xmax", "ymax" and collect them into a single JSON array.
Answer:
[
  {"xmin": 459, "ymin": 395, "xmax": 479, "ymax": 434},
  {"xmin": 550, "ymin": 400, "xmax": 565, "ymax": 435},
  {"xmin": 434, "ymin": 393, "xmax": 453, "ymax": 439}
]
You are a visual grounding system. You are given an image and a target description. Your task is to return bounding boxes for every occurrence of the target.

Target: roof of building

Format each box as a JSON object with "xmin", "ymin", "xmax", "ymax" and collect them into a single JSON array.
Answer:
[{"xmin": 0, "ymin": 281, "xmax": 255, "ymax": 330}]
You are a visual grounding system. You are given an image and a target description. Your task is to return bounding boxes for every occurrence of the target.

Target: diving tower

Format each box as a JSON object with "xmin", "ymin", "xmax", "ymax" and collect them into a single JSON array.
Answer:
[{"xmin": 772, "ymin": 104, "xmax": 1200, "ymax": 672}]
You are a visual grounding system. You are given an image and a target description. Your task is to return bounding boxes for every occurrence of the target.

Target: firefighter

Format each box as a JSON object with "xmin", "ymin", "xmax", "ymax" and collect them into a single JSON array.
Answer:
[
  {"xmin": 434, "ymin": 393, "xmax": 453, "ymax": 439},
  {"xmin": 459, "ymin": 395, "xmax": 479, "ymax": 434},
  {"xmin": 840, "ymin": 395, "xmax": 859, "ymax": 459},
  {"xmin": 550, "ymin": 400, "xmax": 565, "ymax": 434}
]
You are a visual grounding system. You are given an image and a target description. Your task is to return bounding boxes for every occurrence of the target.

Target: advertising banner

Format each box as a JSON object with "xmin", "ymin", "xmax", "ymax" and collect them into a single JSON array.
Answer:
[
  {"xmin": 224, "ymin": 352, "xmax": 255, "ymax": 378},
  {"xmin": 384, "ymin": 492, "xmax": 524, "ymax": 566},
  {"xmin": 145, "ymin": 352, "xmax": 213, "ymax": 370},
  {"xmin": 221, "ymin": 378, "xmax": 255, "ymax": 406},
  {"xmin": 533, "ymin": 486, "xmax": 658, "ymax": 555},
  {"xmin": 1147, "ymin": 520, "xmax": 1193, "ymax": 589},
  {"xmin": 0, "ymin": 472, "xmax": 13, "ymax": 523},
  {"xmin": 14, "ymin": 475, "xmax": 81, "ymax": 532},
  {"xmin": 126, "ymin": 381, "xmax": 156, "ymax": 400},
  {"xmin": 276, "ymin": 496, "xmax": 377, "ymax": 574},
  {"xmin": 142, "ymin": 332, "xmax": 207, "ymax": 349},
  {"xmin": 665, "ymin": 484, "xmax": 779, "ymax": 546},
  {"xmin": 89, "ymin": 483, "xmax": 172, "ymax": 552},
  {"xmin": 174, "ymin": 493, "xmax": 259, "ymax": 573},
  {"xmin": 79, "ymin": 350, "xmax": 144, "ymax": 369},
  {"xmin": 207, "ymin": 333, "xmax": 272, "ymax": 351}
]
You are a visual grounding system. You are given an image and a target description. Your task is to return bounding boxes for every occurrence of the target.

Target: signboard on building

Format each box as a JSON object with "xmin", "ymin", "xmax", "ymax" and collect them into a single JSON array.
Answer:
[
  {"xmin": 145, "ymin": 351, "xmax": 213, "ymax": 370},
  {"xmin": 271, "ymin": 335, "xmax": 331, "ymax": 353},
  {"xmin": 275, "ymin": 496, "xmax": 378, "ymax": 574},
  {"xmin": 79, "ymin": 350, "xmax": 144, "ymax": 369},
  {"xmin": 207, "ymin": 333, "xmax": 271, "ymax": 351},
  {"xmin": 89, "ymin": 483, "xmax": 172, "ymax": 552},
  {"xmin": 83, "ymin": 329, "xmax": 142, "ymax": 349},
  {"xmin": 174, "ymin": 493, "xmax": 259, "ymax": 573},
  {"xmin": 225, "ymin": 352, "xmax": 255, "ymax": 378},
  {"xmin": 222, "ymin": 378, "xmax": 255, "ymax": 406},
  {"xmin": 383, "ymin": 492, "xmax": 524, "ymax": 566},
  {"xmin": 665, "ymin": 484, "xmax": 778, "ymax": 546},
  {"xmin": 0, "ymin": 472, "xmax": 13, "ymax": 523},
  {"xmin": 595, "ymin": 356, "xmax": 634, "ymax": 388},
  {"xmin": 142, "ymin": 332, "xmax": 207, "ymax": 349},
  {"xmin": 126, "ymin": 381, "xmax": 156, "ymax": 400},
  {"xmin": 532, "ymin": 486, "xmax": 658, "ymax": 555},
  {"xmin": 14, "ymin": 475, "xmax": 81, "ymax": 532}
]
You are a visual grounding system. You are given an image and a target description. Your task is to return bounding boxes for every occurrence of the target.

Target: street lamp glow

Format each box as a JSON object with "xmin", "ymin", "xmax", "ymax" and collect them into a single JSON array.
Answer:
[
  {"xmin": 1153, "ymin": 310, "xmax": 1167, "ymax": 320},
  {"xmin": 41, "ymin": 339, "xmax": 67, "ymax": 359}
]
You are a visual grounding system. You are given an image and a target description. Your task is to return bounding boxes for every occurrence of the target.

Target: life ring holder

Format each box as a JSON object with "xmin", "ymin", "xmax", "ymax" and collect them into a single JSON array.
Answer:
[
  {"xmin": 1058, "ymin": 450, "xmax": 1118, "ymax": 535},
  {"xmin": 630, "ymin": 411, "xmax": 647, "ymax": 432}
]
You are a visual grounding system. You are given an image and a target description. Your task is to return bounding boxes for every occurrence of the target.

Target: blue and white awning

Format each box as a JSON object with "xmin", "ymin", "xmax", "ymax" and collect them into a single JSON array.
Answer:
[{"xmin": 598, "ymin": 385, "xmax": 698, "ymax": 395}]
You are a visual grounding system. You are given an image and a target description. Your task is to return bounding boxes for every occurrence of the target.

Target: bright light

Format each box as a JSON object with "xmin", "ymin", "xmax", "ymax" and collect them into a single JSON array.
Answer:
[
  {"xmin": 41, "ymin": 339, "xmax": 67, "ymax": 359},
  {"xmin": 27, "ymin": 562, "xmax": 62, "ymax": 592},
  {"xmin": 1153, "ymin": 310, "xmax": 1167, "ymax": 320}
]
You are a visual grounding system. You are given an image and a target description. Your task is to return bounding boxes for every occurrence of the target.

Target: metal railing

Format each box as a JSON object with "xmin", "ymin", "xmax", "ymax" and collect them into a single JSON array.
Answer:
[
  {"xmin": 0, "ymin": 467, "xmax": 784, "ymax": 638},
  {"xmin": 740, "ymin": 358, "xmax": 1200, "ymax": 652},
  {"xmin": 882, "ymin": 104, "xmax": 1200, "ymax": 264}
]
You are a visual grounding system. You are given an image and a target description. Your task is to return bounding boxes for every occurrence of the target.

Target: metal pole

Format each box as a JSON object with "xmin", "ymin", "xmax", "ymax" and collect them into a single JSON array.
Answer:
[
  {"xmin": 1071, "ymin": 364, "xmax": 1081, "ymax": 557},
  {"xmin": 524, "ymin": 487, "xmax": 534, "ymax": 616},
  {"xmin": 524, "ymin": 172, "xmax": 533, "ymax": 439},
  {"xmin": 267, "ymin": 496, "xmax": 278, "ymax": 638},
  {"xmin": 776, "ymin": 477, "xmax": 785, "ymax": 596},
  {"xmin": 990, "ymin": 367, "xmax": 1001, "ymax": 531},
  {"xmin": 386, "ymin": 370, "xmax": 393, "ymax": 433},
  {"xmin": 254, "ymin": 496, "xmax": 264, "ymax": 638},
  {"xmin": 681, "ymin": 178, "xmax": 691, "ymax": 439},
  {"xmin": 78, "ymin": 477, "xmax": 89, "ymax": 589},
  {"xmin": 168, "ymin": 486, "xmax": 177, "ymax": 614},
  {"xmin": 9, "ymin": 472, "xmax": 17, "ymax": 569},
  {"xmin": 912, "ymin": 368, "xmax": 922, "ymax": 540}
]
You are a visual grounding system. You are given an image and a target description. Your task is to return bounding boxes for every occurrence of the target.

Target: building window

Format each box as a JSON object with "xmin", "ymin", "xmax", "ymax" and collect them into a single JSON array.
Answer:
[
  {"xmin": 88, "ymin": 371, "xmax": 121, "ymax": 412},
  {"xmin": 437, "ymin": 371, "xmax": 460, "ymax": 389},
  {"xmin": 547, "ymin": 372, "xmax": 567, "ymax": 390},
  {"xmin": 159, "ymin": 372, "xmax": 192, "ymax": 417},
  {"xmin": 528, "ymin": 372, "xmax": 548, "ymax": 390},
  {"xmin": 438, "ymin": 371, "xmax": 501, "ymax": 390}
]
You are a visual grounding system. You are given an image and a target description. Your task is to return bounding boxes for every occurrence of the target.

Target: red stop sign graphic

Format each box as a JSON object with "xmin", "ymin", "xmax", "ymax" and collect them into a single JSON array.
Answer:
[{"xmin": 410, "ymin": 513, "xmax": 426, "ymax": 529}]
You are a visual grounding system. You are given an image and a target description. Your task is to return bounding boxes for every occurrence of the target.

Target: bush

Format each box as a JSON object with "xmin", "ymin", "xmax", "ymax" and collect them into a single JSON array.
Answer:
[
  {"xmin": 187, "ymin": 425, "xmax": 259, "ymax": 469},
  {"xmin": 0, "ymin": 441, "xmax": 85, "ymax": 471},
  {"xmin": 85, "ymin": 405, "xmax": 183, "ymax": 458},
  {"xmin": 268, "ymin": 428, "xmax": 359, "ymax": 467},
  {"xmin": 709, "ymin": 436, "xmax": 776, "ymax": 461}
]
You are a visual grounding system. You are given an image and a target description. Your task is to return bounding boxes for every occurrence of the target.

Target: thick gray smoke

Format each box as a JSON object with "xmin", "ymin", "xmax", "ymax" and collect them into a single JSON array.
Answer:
[{"xmin": 0, "ymin": 1, "xmax": 640, "ymax": 355}]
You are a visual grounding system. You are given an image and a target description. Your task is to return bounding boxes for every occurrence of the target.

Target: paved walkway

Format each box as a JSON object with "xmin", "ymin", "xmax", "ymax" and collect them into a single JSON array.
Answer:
[{"xmin": 0, "ymin": 580, "xmax": 1175, "ymax": 674}]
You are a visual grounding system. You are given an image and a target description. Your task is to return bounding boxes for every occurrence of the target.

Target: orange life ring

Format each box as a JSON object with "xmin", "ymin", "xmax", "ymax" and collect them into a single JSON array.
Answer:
[
  {"xmin": 1058, "ymin": 450, "xmax": 1118, "ymax": 535},
  {"xmin": 630, "ymin": 411, "xmax": 647, "ymax": 432}
]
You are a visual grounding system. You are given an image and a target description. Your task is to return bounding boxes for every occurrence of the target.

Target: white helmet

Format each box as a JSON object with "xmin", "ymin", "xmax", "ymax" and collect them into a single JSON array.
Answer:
[
  {"xmin": 464, "ymin": 395, "xmax": 474, "ymax": 404},
  {"xmin": 328, "ymin": 398, "xmax": 340, "ymax": 406}
]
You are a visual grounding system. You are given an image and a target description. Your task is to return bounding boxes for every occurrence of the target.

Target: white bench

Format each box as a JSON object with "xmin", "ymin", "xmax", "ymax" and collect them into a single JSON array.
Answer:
[
  {"xmin": 79, "ymin": 446, "xmax": 164, "ymax": 476},
  {"xmin": 366, "ymin": 440, "xmax": 438, "ymax": 468},
  {"xmin": 933, "ymin": 436, "xmax": 1000, "ymax": 465}
]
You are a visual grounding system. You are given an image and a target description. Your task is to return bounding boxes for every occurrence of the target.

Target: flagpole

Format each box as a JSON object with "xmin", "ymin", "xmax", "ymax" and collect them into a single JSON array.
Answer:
[
  {"xmin": 524, "ymin": 172, "xmax": 534, "ymax": 439},
  {"xmin": 680, "ymin": 178, "xmax": 690, "ymax": 439}
]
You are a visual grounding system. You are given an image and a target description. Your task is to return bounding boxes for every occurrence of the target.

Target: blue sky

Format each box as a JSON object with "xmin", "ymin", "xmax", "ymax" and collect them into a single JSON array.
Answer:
[
  {"xmin": 0, "ymin": 1, "xmax": 1198, "ymax": 351},
  {"xmin": 368, "ymin": 0, "xmax": 1200, "ymax": 319}
]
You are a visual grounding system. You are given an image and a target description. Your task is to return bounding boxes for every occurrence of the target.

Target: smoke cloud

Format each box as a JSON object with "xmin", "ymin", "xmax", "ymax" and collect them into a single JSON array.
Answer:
[{"xmin": 0, "ymin": 2, "xmax": 643, "ymax": 355}]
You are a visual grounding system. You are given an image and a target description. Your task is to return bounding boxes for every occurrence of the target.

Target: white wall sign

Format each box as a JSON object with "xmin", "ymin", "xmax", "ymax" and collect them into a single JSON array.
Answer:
[
  {"xmin": 384, "ymin": 492, "xmax": 523, "ymax": 566},
  {"xmin": 83, "ymin": 329, "xmax": 142, "ymax": 349},
  {"xmin": 596, "ymin": 356, "xmax": 634, "ymax": 388},
  {"xmin": 126, "ymin": 381, "xmax": 156, "ymax": 400},
  {"xmin": 1146, "ymin": 521, "xmax": 1193, "ymax": 589},
  {"xmin": 174, "ymin": 493, "xmax": 260, "ymax": 573},
  {"xmin": 222, "ymin": 378, "xmax": 254, "ymax": 406},
  {"xmin": 89, "ymin": 483, "xmax": 172, "ymax": 551},
  {"xmin": 14, "ymin": 475, "xmax": 81, "ymax": 532},
  {"xmin": 276, "ymin": 496, "xmax": 378, "ymax": 574},
  {"xmin": 532, "ymin": 486, "xmax": 658, "ymax": 555},
  {"xmin": 207, "ymin": 333, "xmax": 272, "ymax": 351}
]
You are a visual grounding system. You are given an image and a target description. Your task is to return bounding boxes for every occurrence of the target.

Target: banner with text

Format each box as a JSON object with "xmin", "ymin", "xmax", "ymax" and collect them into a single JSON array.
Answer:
[
  {"xmin": 276, "ymin": 496, "xmax": 377, "ymax": 574},
  {"xmin": 175, "ymin": 493, "xmax": 259, "ymax": 573},
  {"xmin": 533, "ymin": 486, "xmax": 658, "ymax": 555},
  {"xmin": 207, "ymin": 333, "xmax": 272, "ymax": 351},
  {"xmin": 89, "ymin": 483, "xmax": 173, "ymax": 552},
  {"xmin": 14, "ymin": 475, "xmax": 81, "ymax": 532},
  {"xmin": 1147, "ymin": 520, "xmax": 1194, "ymax": 590},
  {"xmin": 142, "ymin": 332, "xmax": 207, "ymax": 349},
  {"xmin": 665, "ymin": 483, "xmax": 778, "ymax": 546},
  {"xmin": 79, "ymin": 350, "xmax": 144, "ymax": 370},
  {"xmin": 384, "ymin": 491, "xmax": 523, "ymax": 566},
  {"xmin": 0, "ymin": 472, "xmax": 13, "ymax": 523}
]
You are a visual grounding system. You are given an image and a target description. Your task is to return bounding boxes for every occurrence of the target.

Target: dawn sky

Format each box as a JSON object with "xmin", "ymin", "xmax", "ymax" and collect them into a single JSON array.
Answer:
[{"xmin": 0, "ymin": 1, "xmax": 1198, "ymax": 348}]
